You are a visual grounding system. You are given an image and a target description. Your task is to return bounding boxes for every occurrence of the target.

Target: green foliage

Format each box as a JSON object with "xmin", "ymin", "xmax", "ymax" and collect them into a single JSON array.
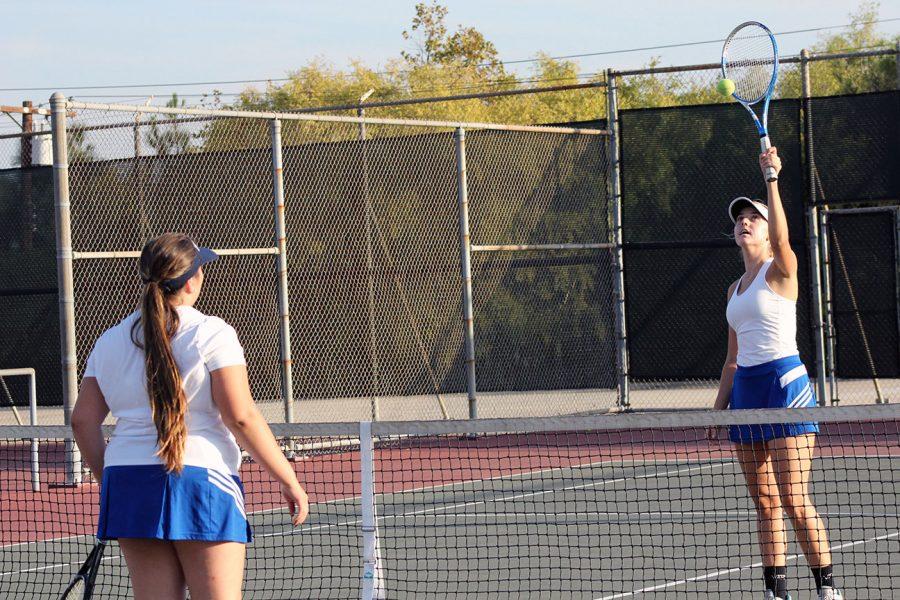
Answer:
[
  {"xmin": 146, "ymin": 94, "xmax": 193, "ymax": 156},
  {"xmin": 401, "ymin": 1, "xmax": 503, "ymax": 78},
  {"xmin": 616, "ymin": 59, "xmax": 725, "ymax": 110},
  {"xmin": 779, "ymin": 2, "xmax": 899, "ymax": 97},
  {"xmin": 232, "ymin": 3, "xmax": 604, "ymax": 125},
  {"xmin": 227, "ymin": 0, "xmax": 895, "ymax": 126},
  {"xmin": 67, "ymin": 129, "xmax": 96, "ymax": 162}
]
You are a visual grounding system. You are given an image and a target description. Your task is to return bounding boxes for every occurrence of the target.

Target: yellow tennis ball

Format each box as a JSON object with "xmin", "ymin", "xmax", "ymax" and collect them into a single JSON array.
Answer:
[{"xmin": 717, "ymin": 78, "xmax": 736, "ymax": 96}]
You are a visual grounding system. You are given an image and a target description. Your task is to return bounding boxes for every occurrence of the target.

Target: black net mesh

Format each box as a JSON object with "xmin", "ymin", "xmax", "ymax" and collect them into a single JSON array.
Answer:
[
  {"xmin": 283, "ymin": 128, "xmax": 464, "ymax": 406},
  {"xmin": 620, "ymin": 99, "xmax": 813, "ymax": 380},
  {"xmin": 0, "ymin": 424, "xmax": 362, "ymax": 599},
  {"xmin": 5, "ymin": 406, "xmax": 899, "ymax": 598},
  {"xmin": 0, "ymin": 166, "xmax": 60, "ymax": 408},
  {"xmin": 827, "ymin": 211, "xmax": 899, "ymax": 378},
  {"xmin": 473, "ymin": 253, "xmax": 617, "ymax": 392},
  {"xmin": 811, "ymin": 91, "xmax": 900, "ymax": 205}
]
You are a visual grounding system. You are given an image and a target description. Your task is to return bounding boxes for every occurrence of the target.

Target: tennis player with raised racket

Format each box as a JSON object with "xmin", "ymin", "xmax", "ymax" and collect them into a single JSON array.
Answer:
[{"xmin": 711, "ymin": 22, "xmax": 843, "ymax": 600}]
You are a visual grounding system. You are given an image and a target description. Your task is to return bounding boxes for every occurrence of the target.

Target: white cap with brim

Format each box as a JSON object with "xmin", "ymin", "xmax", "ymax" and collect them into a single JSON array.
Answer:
[{"xmin": 728, "ymin": 197, "xmax": 769, "ymax": 223}]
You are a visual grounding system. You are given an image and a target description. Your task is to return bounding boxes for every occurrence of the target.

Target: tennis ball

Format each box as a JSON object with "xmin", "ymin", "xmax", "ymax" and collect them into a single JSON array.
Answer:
[{"xmin": 717, "ymin": 78, "xmax": 736, "ymax": 97}]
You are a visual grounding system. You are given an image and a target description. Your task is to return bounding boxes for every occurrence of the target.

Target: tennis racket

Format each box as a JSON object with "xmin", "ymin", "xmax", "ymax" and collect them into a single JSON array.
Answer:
[
  {"xmin": 721, "ymin": 21, "xmax": 779, "ymax": 182},
  {"xmin": 59, "ymin": 540, "xmax": 106, "ymax": 600}
]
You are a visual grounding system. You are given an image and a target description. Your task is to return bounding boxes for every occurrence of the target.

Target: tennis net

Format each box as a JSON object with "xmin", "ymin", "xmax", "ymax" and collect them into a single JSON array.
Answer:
[{"xmin": 2, "ymin": 404, "xmax": 898, "ymax": 598}]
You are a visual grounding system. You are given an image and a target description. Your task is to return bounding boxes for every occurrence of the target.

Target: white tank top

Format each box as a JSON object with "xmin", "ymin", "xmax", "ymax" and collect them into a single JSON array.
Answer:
[{"xmin": 725, "ymin": 259, "xmax": 798, "ymax": 367}]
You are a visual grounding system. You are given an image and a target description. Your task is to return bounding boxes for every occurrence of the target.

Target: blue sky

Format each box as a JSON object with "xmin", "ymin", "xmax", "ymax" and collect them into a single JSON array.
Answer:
[{"xmin": 1, "ymin": 0, "xmax": 897, "ymax": 124}]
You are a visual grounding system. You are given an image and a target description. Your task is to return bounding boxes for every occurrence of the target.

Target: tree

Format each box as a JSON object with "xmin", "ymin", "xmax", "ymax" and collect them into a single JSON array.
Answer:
[
  {"xmin": 400, "ymin": 2, "xmax": 448, "ymax": 66},
  {"xmin": 401, "ymin": 1, "xmax": 503, "ymax": 78},
  {"xmin": 146, "ymin": 94, "xmax": 193, "ymax": 155},
  {"xmin": 234, "ymin": 2, "xmax": 520, "ymax": 123},
  {"xmin": 780, "ymin": 2, "xmax": 898, "ymax": 97},
  {"xmin": 67, "ymin": 129, "xmax": 97, "ymax": 163}
]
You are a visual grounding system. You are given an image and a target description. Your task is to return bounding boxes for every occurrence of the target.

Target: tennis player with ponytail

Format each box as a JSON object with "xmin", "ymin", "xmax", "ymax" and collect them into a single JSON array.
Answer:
[
  {"xmin": 72, "ymin": 233, "xmax": 308, "ymax": 599},
  {"xmin": 713, "ymin": 151, "xmax": 841, "ymax": 600}
]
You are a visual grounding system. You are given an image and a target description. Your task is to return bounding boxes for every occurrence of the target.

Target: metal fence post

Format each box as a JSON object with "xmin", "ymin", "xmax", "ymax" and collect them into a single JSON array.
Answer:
[
  {"xmin": 455, "ymin": 127, "xmax": 477, "ymax": 419},
  {"xmin": 358, "ymin": 104, "xmax": 380, "ymax": 422},
  {"xmin": 605, "ymin": 70, "xmax": 629, "ymax": 409},
  {"xmin": 21, "ymin": 101, "xmax": 34, "ymax": 250},
  {"xmin": 819, "ymin": 209, "xmax": 839, "ymax": 402},
  {"xmin": 801, "ymin": 50, "xmax": 830, "ymax": 407},
  {"xmin": 895, "ymin": 207, "xmax": 900, "ymax": 377},
  {"xmin": 896, "ymin": 41, "xmax": 900, "ymax": 89},
  {"xmin": 50, "ymin": 92, "xmax": 81, "ymax": 483},
  {"xmin": 270, "ymin": 118, "xmax": 295, "ymax": 423}
]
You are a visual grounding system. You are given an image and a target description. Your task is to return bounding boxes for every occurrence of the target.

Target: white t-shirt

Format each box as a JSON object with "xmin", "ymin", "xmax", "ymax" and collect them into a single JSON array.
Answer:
[{"xmin": 83, "ymin": 306, "xmax": 247, "ymax": 475}]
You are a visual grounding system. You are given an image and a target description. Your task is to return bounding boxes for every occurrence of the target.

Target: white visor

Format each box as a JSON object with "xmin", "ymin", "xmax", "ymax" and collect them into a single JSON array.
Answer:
[{"xmin": 728, "ymin": 197, "xmax": 769, "ymax": 223}]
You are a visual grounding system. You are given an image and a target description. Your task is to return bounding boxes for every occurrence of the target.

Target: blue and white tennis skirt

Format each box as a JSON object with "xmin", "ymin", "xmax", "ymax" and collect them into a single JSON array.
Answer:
[
  {"xmin": 729, "ymin": 354, "xmax": 819, "ymax": 444},
  {"xmin": 97, "ymin": 464, "xmax": 252, "ymax": 543}
]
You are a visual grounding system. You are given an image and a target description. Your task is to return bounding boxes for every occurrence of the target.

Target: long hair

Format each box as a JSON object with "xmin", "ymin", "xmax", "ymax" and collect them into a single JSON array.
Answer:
[{"xmin": 131, "ymin": 233, "xmax": 197, "ymax": 472}]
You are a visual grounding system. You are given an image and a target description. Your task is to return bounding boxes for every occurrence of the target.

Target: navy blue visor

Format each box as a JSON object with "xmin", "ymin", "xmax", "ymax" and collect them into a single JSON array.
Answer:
[{"xmin": 160, "ymin": 244, "xmax": 218, "ymax": 292}]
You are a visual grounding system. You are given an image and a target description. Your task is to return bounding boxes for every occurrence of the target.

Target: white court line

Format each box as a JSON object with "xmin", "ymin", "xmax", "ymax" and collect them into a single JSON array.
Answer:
[
  {"xmin": 6, "ymin": 454, "xmax": 695, "ymax": 576},
  {"xmin": 376, "ymin": 509, "xmax": 900, "ymax": 521},
  {"xmin": 595, "ymin": 530, "xmax": 900, "ymax": 599},
  {"xmin": 11, "ymin": 446, "xmax": 891, "ymax": 549},
  {"xmin": 5, "ymin": 451, "xmax": 892, "ymax": 580},
  {"xmin": 0, "ymin": 554, "xmax": 121, "ymax": 579},
  {"xmin": 253, "ymin": 462, "xmax": 734, "ymax": 541},
  {"xmin": 1, "ymin": 533, "xmax": 90, "ymax": 551},
  {"xmin": 373, "ymin": 463, "xmax": 733, "ymax": 523}
]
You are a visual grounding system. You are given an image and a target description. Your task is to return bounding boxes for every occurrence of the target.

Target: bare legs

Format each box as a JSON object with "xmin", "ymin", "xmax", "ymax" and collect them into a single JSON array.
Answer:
[
  {"xmin": 118, "ymin": 538, "xmax": 245, "ymax": 600},
  {"xmin": 735, "ymin": 433, "xmax": 832, "ymax": 568}
]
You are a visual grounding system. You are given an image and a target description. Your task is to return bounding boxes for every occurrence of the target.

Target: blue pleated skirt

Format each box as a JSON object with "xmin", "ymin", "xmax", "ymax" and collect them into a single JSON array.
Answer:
[
  {"xmin": 97, "ymin": 464, "xmax": 252, "ymax": 543},
  {"xmin": 729, "ymin": 355, "xmax": 819, "ymax": 443}
]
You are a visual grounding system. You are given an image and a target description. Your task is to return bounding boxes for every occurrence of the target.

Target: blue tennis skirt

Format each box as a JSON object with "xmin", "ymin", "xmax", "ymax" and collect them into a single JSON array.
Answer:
[
  {"xmin": 97, "ymin": 464, "xmax": 252, "ymax": 543},
  {"xmin": 729, "ymin": 355, "xmax": 819, "ymax": 444}
]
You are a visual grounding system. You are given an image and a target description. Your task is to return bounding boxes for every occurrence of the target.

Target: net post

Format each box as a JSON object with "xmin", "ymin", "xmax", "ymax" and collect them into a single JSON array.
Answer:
[
  {"xmin": 801, "ymin": 50, "xmax": 829, "ymax": 407},
  {"xmin": 359, "ymin": 420, "xmax": 384, "ymax": 599},
  {"xmin": 455, "ymin": 127, "xmax": 478, "ymax": 419},
  {"xmin": 51, "ymin": 92, "xmax": 82, "ymax": 484},
  {"xmin": 270, "ymin": 118, "xmax": 295, "ymax": 423},
  {"xmin": 605, "ymin": 70, "xmax": 629, "ymax": 410}
]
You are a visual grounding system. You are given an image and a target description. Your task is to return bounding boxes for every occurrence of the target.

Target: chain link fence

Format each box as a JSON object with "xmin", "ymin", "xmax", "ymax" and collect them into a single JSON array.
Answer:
[
  {"xmin": 821, "ymin": 208, "xmax": 899, "ymax": 405},
  {"xmin": 0, "ymin": 48, "xmax": 897, "ymax": 422},
  {"xmin": 22, "ymin": 102, "xmax": 612, "ymax": 424},
  {"xmin": 0, "ymin": 127, "xmax": 58, "ymax": 418},
  {"xmin": 610, "ymin": 48, "xmax": 899, "ymax": 409},
  {"xmin": 616, "ymin": 96, "xmax": 816, "ymax": 408}
]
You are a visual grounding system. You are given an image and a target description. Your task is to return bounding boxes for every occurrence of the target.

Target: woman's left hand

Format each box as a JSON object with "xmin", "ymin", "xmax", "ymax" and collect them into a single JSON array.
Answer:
[{"xmin": 759, "ymin": 146, "xmax": 782, "ymax": 178}]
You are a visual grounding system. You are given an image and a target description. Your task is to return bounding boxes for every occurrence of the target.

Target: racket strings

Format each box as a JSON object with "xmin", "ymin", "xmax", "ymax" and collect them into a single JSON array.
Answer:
[
  {"xmin": 61, "ymin": 580, "xmax": 85, "ymax": 600},
  {"xmin": 723, "ymin": 26, "xmax": 777, "ymax": 103}
]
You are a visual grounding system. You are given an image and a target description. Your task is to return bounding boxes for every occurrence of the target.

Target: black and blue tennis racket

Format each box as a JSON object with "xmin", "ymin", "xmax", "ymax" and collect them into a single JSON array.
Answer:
[
  {"xmin": 721, "ymin": 21, "xmax": 779, "ymax": 182},
  {"xmin": 59, "ymin": 540, "xmax": 106, "ymax": 600}
]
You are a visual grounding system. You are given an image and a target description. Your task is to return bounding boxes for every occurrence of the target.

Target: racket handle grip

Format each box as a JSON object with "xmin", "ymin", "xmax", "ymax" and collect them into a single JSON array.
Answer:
[{"xmin": 759, "ymin": 136, "xmax": 778, "ymax": 183}]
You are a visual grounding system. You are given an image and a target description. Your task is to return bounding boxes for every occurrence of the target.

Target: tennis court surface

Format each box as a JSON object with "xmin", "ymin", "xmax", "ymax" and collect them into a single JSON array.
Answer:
[{"xmin": 2, "ymin": 405, "xmax": 898, "ymax": 598}]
